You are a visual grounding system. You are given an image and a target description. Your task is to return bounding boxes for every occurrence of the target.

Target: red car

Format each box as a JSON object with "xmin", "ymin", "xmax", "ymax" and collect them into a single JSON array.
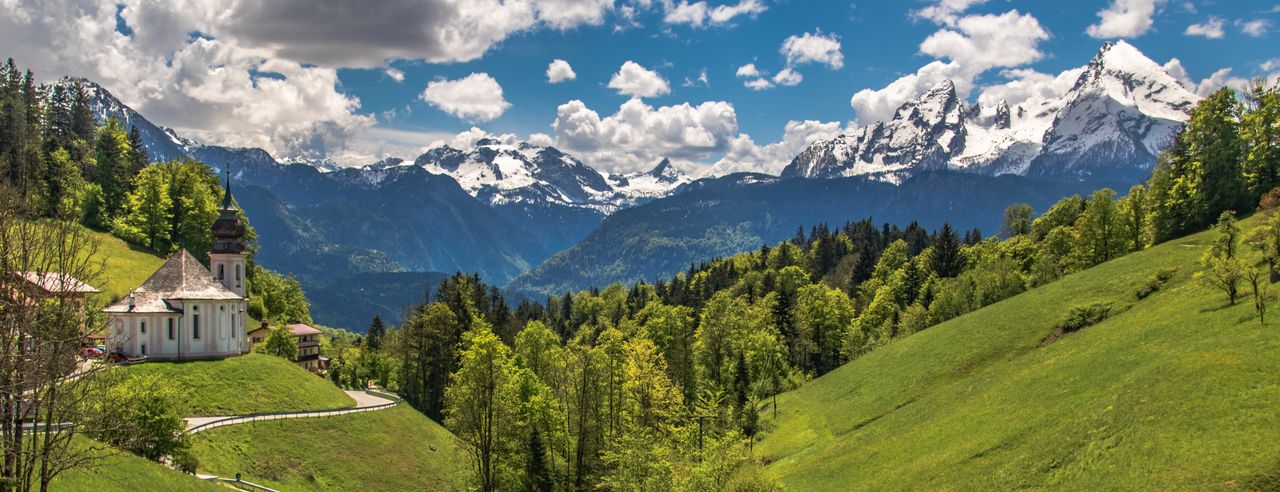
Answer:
[{"xmin": 79, "ymin": 347, "xmax": 103, "ymax": 358}]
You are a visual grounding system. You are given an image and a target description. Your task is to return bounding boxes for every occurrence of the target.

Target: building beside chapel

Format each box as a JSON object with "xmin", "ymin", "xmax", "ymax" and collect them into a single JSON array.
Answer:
[{"xmin": 103, "ymin": 173, "xmax": 249, "ymax": 360}]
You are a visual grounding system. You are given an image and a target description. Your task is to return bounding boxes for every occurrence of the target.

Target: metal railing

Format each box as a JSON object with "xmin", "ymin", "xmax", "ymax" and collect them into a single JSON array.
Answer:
[
  {"xmin": 185, "ymin": 390, "xmax": 401, "ymax": 435},
  {"xmin": 201, "ymin": 476, "xmax": 280, "ymax": 492}
]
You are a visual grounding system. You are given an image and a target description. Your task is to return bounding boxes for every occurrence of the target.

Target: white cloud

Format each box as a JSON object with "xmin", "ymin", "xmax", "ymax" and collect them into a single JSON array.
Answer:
[
  {"xmin": 780, "ymin": 31, "xmax": 844, "ymax": 69},
  {"xmin": 385, "ymin": 67, "xmax": 405, "ymax": 82},
  {"xmin": 920, "ymin": 10, "xmax": 1049, "ymax": 68},
  {"xmin": 1238, "ymin": 19, "xmax": 1271, "ymax": 37},
  {"xmin": 913, "ymin": 0, "xmax": 988, "ymax": 25},
  {"xmin": 744, "ymin": 78, "xmax": 774, "ymax": 90},
  {"xmin": 0, "ymin": 0, "xmax": 622, "ymax": 165},
  {"xmin": 852, "ymin": 10, "xmax": 1049, "ymax": 123},
  {"xmin": 1086, "ymin": 0, "xmax": 1168, "ymax": 39},
  {"xmin": 682, "ymin": 68, "xmax": 710, "ymax": 87},
  {"xmin": 551, "ymin": 97, "xmax": 739, "ymax": 173},
  {"xmin": 709, "ymin": 119, "xmax": 847, "ymax": 176},
  {"xmin": 607, "ymin": 61, "xmax": 671, "ymax": 98},
  {"xmin": 772, "ymin": 68, "xmax": 803, "ymax": 87},
  {"xmin": 663, "ymin": 0, "xmax": 767, "ymax": 28},
  {"xmin": 736, "ymin": 63, "xmax": 762, "ymax": 78},
  {"xmin": 1192, "ymin": 67, "xmax": 1248, "ymax": 96},
  {"xmin": 1162, "ymin": 58, "xmax": 1194, "ymax": 89},
  {"xmin": 1185, "ymin": 17, "xmax": 1225, "ymax": 38},
  {"xmin": 1262, "ymin": 59, "xmax": 1280, "ymax": 73},
  {"xmin": 977, "ymin": 67, "xmax": 1086, "ymax": 111},
  {"xmin": 546, "ymin": 59, "xmax": 577, "ymax": 84},
  {"xmin": 420, "ymin": 73, "xmax": 511, "ymax": 123}
]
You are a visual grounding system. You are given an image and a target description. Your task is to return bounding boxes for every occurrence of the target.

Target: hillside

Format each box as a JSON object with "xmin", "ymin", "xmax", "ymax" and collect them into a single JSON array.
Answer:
[
  {"xmin": 757, "ymin": 213, "xmax": 1280, "ymax": 489},
  {"xmin": 79, "ymin": 223, "xmax": 165, "ymax": 301},
  {"xmin": 125, "ymin": 354, "xmax": 354, "ymax": 416},
  {"xmin": 190, "ymin": 405, "xmax": 468, "ymax": 491},
  {"xmin": 53, "ymin": 438, "xmax": 219, "ymax": 491},
  {"xmin": 507, "ymin": 172, "xmax": 1110, "ymax": 298}
]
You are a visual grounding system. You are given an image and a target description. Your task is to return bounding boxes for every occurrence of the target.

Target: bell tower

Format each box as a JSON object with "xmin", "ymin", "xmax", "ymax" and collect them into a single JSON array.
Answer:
[{"xmin": 209, "ymin": 167, "xmax": 248, "ymax": 298}]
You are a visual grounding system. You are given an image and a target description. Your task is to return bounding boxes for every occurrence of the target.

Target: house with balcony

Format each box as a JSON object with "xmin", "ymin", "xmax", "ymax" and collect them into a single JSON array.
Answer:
[{"xmin": 248, "ymin": 322, "xmax": 324, "ymax": 372}]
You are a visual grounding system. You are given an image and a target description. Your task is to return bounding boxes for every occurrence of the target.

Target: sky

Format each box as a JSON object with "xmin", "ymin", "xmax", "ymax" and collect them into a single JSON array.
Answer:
[{"xmin": 1, "ymin": 0, "xmax": 1277, "ymax": 176}]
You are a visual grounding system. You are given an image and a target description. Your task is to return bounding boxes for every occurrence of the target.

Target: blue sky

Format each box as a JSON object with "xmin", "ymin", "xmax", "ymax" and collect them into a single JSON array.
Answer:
[{"xmin": 3, "ymin": 0, "xmax": 1278, "ymax": 175}]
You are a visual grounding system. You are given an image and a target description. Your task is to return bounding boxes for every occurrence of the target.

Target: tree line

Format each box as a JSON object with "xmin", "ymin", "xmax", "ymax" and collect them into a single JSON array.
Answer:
[{"xmin": 306, "ymin": 81, "xmax": 1280, "ymax": 491}]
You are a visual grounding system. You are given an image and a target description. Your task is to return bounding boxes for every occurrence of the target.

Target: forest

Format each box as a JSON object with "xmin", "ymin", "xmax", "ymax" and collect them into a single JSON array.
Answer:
[{"xmin": 313, "ymin": 82, "xmax": 1280, "ymax": 491}]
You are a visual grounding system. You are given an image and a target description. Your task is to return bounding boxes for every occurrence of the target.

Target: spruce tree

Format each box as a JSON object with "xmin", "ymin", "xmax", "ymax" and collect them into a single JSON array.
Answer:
[
  {"xmin": 930, "ymin": 223, "xmax": 963, "ymax": 278},
  {"xmin": 526, "ymin": 429, "xmax": 553, "ymax": 492},
  {"xmin": 366, "ymin": 315, "xmax": 385, "ymax": 351}
]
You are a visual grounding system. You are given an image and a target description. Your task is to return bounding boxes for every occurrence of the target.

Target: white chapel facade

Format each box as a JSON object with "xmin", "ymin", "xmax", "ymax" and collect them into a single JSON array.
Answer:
[{"xmin": 103, "ymin": 173, "xmax": 250, "ymax": 360}]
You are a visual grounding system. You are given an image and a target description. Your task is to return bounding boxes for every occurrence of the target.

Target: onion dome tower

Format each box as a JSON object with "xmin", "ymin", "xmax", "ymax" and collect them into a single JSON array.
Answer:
[{"xmin": 209, "ymin": 167, "xmax": 247, "ymax": 297}]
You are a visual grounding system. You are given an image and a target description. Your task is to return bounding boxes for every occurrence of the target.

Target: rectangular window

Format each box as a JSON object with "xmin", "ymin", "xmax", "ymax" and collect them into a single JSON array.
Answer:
[
  {"xmin": 140, "ymin": 320, "xmax": 146, "ymax": 334},
  {"xmin": 193, "ymin": 314, "xmax": 201, "ymax": 340},
  {"xmin": 168, "ymin": 318, "xmax": 175, "ymax": 340},
  {"xmin": 232, "ymin": 314, "xmax": 237, "ymax": 338},
  {"xmin": 141, "ymin": 344, "xmax": 147, "ymax": 355}
]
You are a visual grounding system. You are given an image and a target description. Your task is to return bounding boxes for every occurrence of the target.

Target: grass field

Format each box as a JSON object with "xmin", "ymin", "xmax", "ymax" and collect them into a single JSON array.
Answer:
[
  {"xmin": 53, "ymin": 438, "xmax": 220, "ymax": 491},
  {"xmin": 78, "ymin": 224, "xmax": 166, "ymax": 301},
  {"xmin": 125, "ymin": 353, "xmax": 354, "ymax": 416},
  {"xmin": 190, "ymin": 405, "xmax": 468, "ymax": 491},
  {"xmin": 756, "ymin": 213, "xmax": 1280, "ymax": 489}
]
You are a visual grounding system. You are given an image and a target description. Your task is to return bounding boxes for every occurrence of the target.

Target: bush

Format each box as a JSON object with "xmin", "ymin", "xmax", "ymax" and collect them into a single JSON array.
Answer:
[
  {"xmin": 1135, "ymin": 268, "xmax": 1177, "ymax": 300},
  {"xmin": 1058, "ymin": 303, "xmax": 1112, "ymax": 334},
  {"xmin": 1259, "ymin": 186, "xmax": 1280, "ymax": 211},
  {"xmin": 171, "ymin": 448, "xmax": 199, "ymax": 474}
]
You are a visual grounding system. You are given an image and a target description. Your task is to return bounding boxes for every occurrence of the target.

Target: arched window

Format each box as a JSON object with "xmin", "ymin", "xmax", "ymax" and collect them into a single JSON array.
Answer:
[
  {"xmin": 217, "ymin": 264, "xmax": 225, "ymax": 280},
  {"xmin": 235, "ymin": 264, "xmax": 242, "ymax": 289}
]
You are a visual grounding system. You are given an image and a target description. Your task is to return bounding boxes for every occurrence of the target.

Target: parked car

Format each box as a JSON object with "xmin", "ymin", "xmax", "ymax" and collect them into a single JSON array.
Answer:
[{"xmin": 79, "ymin": 347, "xmax": 103, "ymax": 358}]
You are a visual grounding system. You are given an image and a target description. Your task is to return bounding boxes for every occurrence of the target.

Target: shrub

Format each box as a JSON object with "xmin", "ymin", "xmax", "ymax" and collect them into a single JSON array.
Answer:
[
  {"xmin": 1135, "ymin": 268, "xmax": 1177, "ymax": 300},
  {"xmin": 1058, "ymin": 303, "xmax": 1112, "ymax": 334},
  {"xmin": 1260, "ymin": 186, "xmax": 1280, "ymax": 211}
]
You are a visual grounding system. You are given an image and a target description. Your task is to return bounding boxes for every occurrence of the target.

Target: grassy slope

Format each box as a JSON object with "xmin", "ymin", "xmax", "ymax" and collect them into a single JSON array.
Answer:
[
  {"xmin": 53, "ymin": 438, "xmax": 220, "ymax": 491},
  {"xmin": 758, "ymin": 214, "xmax": 1280, "ymax": 490},
  {"xmin": 82, "ymin": 225, "xmax": 166, "ymax": 301},
  {"xmin": 190, "ymin": 405, "xmax": 468, "ymax": 491},
  {"xmin": 125, "ymin": 353, "xmax": 354, "ymax": 416}
]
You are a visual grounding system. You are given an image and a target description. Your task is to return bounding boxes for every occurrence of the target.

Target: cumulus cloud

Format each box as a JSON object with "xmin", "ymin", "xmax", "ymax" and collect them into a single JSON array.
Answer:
[
  {"xmin": 744, "ymin": 78, "xmax": 774, "ymax": 91},
  {"xmin": 736, "ymin": 63, "xmax": 762, "ymax": 78},
  {"xmin": 607, "ymin": 61, "xmax": 671, "ymax": 98},
  {"xmin": 1185, "ymin": 17, "xmax": 1225, "ymax": 38},
  {"xmin": 551, "ymin": 97, "xmax": 738, "ymax": 172},
  {"xmin": 780, "ymin": 31, "xmax": 844, "ymax": 69},
  {"xmin": 663, "ymin": 0, "xmax": 767, "ymax": 28},
  {"xmin": 913, "ymin": 0, "xmax": 988, "ymax": 25},
  {"xmin": 977, "ymin": 67, "xmax": 1086, "ymax": 111},
  {"xmin": 852, "ymin": 10, "xmax": 1048, "ymax": 123},
  {"xmin": 421, "ymin": 73, "xmax": 511, "ymax": 122},
  {"xmin": 709, "ymin": 119, "xmax": 847, "ymax": 175},
  {"xmin": 1238, "ymin": 19, "xmax": 1271, "ymax": 37},
  {"xmin": 1086, "ymin": 0, "xmax": 1168, "ymax": 39},
  {"xmin": 772, "ymin": 68, "xmax": 803, "ymax": 87},
  {"xmin": 0, "ymin": 0, "xmax": 624, "ymax": 165},
  {"xmin": 546, "ymin": 59, "xmax": 577, "ymax": 83},
  {"xmin": 385, "ymin": 67, "xmax": 406, "ymax": 82}
]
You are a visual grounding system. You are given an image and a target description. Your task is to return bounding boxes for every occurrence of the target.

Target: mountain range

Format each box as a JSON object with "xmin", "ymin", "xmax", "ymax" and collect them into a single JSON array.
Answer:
[
  {"xmin": 781, "ymin": 41, "xmax": 1199, "ymax": 184},
  {"xmin": 75, "ymin": 40, "xmax": 1203, "ymax": 329}
]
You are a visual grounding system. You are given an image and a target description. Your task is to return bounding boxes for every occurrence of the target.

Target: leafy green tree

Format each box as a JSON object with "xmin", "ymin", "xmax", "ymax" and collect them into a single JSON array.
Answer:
[
  {"xmin": 1000, "ymin": 203, "xmax": 1034, "ymax": 238},
  {"xmin": 792, "ymin": 284, "xmax": 854, "ymax": 375},
  {"xmin": 1196, "ymin": 211, "xmax": 1244, "ymax": 305},
  {"xmin": 1249, "ymin": 211, "xmax": 1280, "ymax": 282},
  {"xmin": 1241, "ymin": 80, "xmax": 1280, "ymax": 197},
  {"xmin": 446, "ymin": 320, "xmax": 521, "ymax": 492},
  {"xmin": 256, "ymin": 324, "xmax": 299, "ymax": 361},
  {"xmin": 1118, "ymin": 184, "xmax": 1149, "ymax": 252},
  {"xmin": 634, "ymin": 302, "xmax": 697, "ymax": 400},
  {"xmin": 113, "ymin": 166, "xmax": 173, "ymax": 251},
  {"xmin": 1150, "ymin": 88, "xmax": 1246, "ymax": 242},
  {"xmin": 89, "ymin": 374, "xmax": 191, "ymax": 462},
  {"xmin": 1074, "ymin": 188, "xmax": 1125, "ymax": 266},
  {"xmin": 1032, "ymin": 195, "xmax": 1087, "ymax": 241},
  {"xmin": 1246, "ymin": 265, "xmax": 1270, "ymax": 325}
]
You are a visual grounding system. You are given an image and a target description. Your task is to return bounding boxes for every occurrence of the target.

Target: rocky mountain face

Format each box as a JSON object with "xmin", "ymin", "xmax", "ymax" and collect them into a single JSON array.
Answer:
[{"xmin": 782, "ymin": 41, "xmax": 1201, "ymax": 184}]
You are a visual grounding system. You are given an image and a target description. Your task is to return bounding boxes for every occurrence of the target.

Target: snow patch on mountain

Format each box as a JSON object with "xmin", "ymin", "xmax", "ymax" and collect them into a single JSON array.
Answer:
[{"xmin": 783, "ymin": 41, "xmax": 1201, "ymax": 184}]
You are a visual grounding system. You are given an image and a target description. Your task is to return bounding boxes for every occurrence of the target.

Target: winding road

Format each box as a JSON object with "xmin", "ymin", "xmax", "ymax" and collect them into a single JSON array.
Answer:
[{"xmin": 183, "ymin": 390, "xmax": 398, "ymax": 434}]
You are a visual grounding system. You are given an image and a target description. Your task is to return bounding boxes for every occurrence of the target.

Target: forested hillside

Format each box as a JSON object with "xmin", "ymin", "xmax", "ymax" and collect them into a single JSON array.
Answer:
[{"xmin": 311, "ymin": 83, "xmax": 1280, "ymax": 490}]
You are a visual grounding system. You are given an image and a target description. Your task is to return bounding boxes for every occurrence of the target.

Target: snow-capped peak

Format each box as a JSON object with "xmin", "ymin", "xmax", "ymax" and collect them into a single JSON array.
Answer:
[
  {"xmin": 784, "ymin": 41, "xmax": 1200, "ymax": 184},
  {"xmin": 608, "ymin": 159, "xmax": 693, "ymax": 201}
]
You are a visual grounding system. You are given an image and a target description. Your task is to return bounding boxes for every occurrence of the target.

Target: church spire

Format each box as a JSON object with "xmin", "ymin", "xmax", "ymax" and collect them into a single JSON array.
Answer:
[{"xmin": 221, "ymin": 165, "xmax": 236, "ymax": 211}]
